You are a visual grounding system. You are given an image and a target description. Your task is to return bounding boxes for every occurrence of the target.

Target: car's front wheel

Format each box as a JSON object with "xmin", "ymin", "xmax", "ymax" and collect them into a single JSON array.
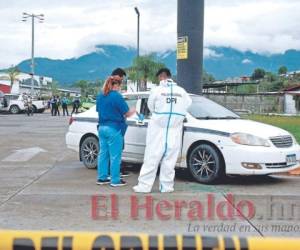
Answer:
[
  {"xmin": 80, "ymin": 136, "xmax": 99, "ymax": 169},
  {"xmin": 9, "ymin": 105, "xmax": 20, "ymax": 114},
  {"xmin": 188, "ymin": 143, "xmax": 225, "ymax": 184}
]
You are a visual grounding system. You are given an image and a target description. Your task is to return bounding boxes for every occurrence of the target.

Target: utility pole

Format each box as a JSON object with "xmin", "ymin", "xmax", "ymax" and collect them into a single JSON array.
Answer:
[
  {"xmin": 22, "ymin": 13, "xmax": 44, "ymax": 95},
  {"xmin": 177, "ymin": 0, "xmax": 204, "ymax": 94}
]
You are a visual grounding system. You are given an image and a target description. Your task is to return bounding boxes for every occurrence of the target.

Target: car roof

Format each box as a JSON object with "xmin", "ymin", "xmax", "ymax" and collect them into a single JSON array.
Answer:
[
  {"xmin": 123, "ymin": 91, "xmax": 198, "ymax": 97},
  {"xmin": 123, "ymin": 91, "xmax": 149, "ymax": 96}
]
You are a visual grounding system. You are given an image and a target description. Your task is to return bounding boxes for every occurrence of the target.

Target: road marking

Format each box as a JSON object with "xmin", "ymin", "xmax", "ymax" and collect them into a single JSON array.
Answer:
[{"xmin": 2, "ymin": 147, "xmax": 47, "ymax": 162}]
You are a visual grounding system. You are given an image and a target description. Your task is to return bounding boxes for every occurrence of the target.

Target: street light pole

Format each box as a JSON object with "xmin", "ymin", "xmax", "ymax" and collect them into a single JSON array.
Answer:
[
  {"xmin": 134, "ymin": 7, "xmax": 140, "ymax": 58},
  {"xmin": 22, "ymin": 13, "xmax": 44, "ymax": 95},
  {"xmin": 31, "ymin": 15, "xmax": 34, "ymax": 95},
  {"xmin": 134, "ymin": 7, "xmax": 140, "ymax": 91}
]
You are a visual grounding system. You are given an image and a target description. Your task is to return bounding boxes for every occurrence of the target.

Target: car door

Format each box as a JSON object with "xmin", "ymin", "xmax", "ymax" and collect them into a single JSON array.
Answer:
[
  {"xmin": 4, "ymin": 95, "xmax": 14, "ymax": 110},
  {"xmin": 123, "ymin": 95, "xmax": 149, "ymax": 162},
  {"xmin": 0, "ymin": 97, "xmax": 4, "ymax": 110}
]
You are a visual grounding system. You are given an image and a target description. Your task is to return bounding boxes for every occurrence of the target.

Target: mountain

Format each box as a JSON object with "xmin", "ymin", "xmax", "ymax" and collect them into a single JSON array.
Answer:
[
  {"xmin": 203, "ymin": 47, "xmax": 300, "ymax": 79},
  {"xmin": 15, "ymin": 45, "xmax": 300, "ymax": 84},
  {"xmin": 17, "ymin": 45, "xmax": 137, "ymax": 85}
]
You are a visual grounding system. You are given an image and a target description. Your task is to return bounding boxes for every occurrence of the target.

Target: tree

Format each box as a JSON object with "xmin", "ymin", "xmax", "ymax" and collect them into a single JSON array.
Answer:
[
  {"xmin": 6, "ymin": 66, "xmax": 20, "ymax": 88},
  {"xmin": 86, "ymin": 80, "xmax": 103, "ymax": 96},
  {"xmin": 128, "ymin": 54, "xmax": 166, "ymax": 90},
  {"xmin": 251, "ymin": 68, "xmax": 266, "ymax": 80},
  {"xmin": 73, "ymin": 80, "xmax": 89, "ymax": 97},
  {"xmin": 278, "ymin": 66, "xmax": 288, "ymax": 75},
  {"xmin": 72, "ymin": 80, "xmax": 103, "ymax": 97},
  {"xmin": 50, "ymin": 81, "xmax": 59, "ymax": 96},
  {"xmin": 265, "ymin": 72, "xmax": 277, "ymax": 82},
  {"xmin": 202, "ymin": 69, "xmax": 215, "ymax": 83}
]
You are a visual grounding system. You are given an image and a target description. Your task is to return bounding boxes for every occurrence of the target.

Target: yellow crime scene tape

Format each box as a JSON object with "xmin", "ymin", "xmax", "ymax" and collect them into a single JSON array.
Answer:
[{"xmin": 0, "ymin": 230, "xmax": 300, "ymax": 250}]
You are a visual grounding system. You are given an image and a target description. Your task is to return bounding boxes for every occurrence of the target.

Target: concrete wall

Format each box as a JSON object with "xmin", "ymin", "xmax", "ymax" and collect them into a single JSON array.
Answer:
[
  {"xmin": 284, "ymin": 94, "xmax": 297, "ymax": 114},
  {"xmin": 204, "ymin": 93, "xmax": 285, "ymax": 114},
  {"xmin": 284, "ymin": 91, "xmax": 300, "ymax": 115}
]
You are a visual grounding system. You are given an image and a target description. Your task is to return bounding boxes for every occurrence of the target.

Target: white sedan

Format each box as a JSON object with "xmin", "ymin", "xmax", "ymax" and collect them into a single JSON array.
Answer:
[{"xmin": 66, "ymin": 92, "xmax": 300, "ymax": 184}]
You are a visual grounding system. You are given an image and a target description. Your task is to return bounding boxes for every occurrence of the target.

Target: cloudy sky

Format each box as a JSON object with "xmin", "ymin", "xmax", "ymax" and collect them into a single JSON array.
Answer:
[{"xmin": 0, "ymin": 0, "xmax": 300, "ymax": 68}]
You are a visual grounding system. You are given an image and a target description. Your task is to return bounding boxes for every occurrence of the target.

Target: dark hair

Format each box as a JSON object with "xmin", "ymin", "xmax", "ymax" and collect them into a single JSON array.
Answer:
[
  {"xmin": 103, "ymin": 75, "xmax": 122, "ymax": 96},
  {"xmin": 111, "ymin": 68, "xmax": 126, "ymax": 77},
  {"xmin": 156, "ymin": 68, "xmax": 171, "ymax": 77}
]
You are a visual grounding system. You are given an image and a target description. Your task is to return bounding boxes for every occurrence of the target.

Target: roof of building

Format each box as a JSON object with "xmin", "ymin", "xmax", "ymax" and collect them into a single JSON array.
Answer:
[{"xmin": 283, "ymin": 84, "xmax": 300, "ymax": 91}]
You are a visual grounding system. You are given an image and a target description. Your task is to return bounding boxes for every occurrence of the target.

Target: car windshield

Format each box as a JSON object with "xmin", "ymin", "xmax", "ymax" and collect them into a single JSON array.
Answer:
[
  {"xmin": 6, "ymin": 95, "xmax": 18, "ymax": 100},
  {"xmin": 188, "ymin": 95, "xmax": 240, "ymax": 119}
]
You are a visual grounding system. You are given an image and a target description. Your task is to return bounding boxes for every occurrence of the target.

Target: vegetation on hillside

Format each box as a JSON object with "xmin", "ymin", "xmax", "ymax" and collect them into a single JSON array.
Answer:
[{"xmin": 230, "ymin": 66, "xmax": 300, "ymax": 94}]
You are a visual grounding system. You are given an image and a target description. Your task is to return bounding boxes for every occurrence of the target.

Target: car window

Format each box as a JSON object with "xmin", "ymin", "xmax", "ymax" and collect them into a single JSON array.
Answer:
[
  {"xmin": 9, "ymin": 95, "xmax": 19, "ymax": 100},
  {"xmin": 141, "ymin": 98, "xmax": 151, "ymax": 118},
  {"xmin": 188, "ymin": 96, "xmax": 240, "ymax": 119},
  {"xmin": 124, "ymin": 96, "xmax": 138, "ymax": 109},
  {"xmin": 126, "ymin": 99, "xmax": 138, "ymax": 109}
]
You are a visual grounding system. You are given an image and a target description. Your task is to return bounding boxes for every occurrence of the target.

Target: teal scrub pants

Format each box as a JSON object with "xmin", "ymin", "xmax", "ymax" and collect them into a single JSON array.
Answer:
[{"xmin": 97, "ymin": 126, "xmax": 123, "ymax": 184}]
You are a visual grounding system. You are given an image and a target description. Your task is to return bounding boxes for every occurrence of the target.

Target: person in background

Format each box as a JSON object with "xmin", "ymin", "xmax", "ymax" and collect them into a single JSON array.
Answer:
[
  {"xmin": 55, "ymin": 95, "xmax": 60, "ymax": 116},
  {"xmin": 27, "ymin": 95, "xmax": 33, "ymax": 116},
  {"xmin": 47, "ymin": 98, "xmax": 51, "ymax": 109},
  {"xmin": 50, "ymin": 96, "xmax": 56, "ymax": 116},
  {"xmin": 23, "ymin": 94, "xmax": 33, "ymax": 116},
  {"xmin": 71, "ymin": 95, "xmax": 80, "ymax": 115},
  {"xmin": 61, "ymin": 96, "xmax": 69, "ymax": 116},
  {"xmin": 96, "ymin": 75, "xmax": 135, "ymax": 187}
]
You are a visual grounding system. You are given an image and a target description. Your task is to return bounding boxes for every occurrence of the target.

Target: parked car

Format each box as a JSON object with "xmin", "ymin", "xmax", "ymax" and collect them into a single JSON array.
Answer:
[
  {"xmin": 0, "ymin": 91, "xmax": 4, "ymax": 109},
  {"xmin": 0, "ymin": 94, "xmax": 47, "ymax": 114},
  {"xmin": 65, "ymin": 92, "xmax": 300, "ymax": 184},
  {"xmin": 80, "ymin": 97, "xmax": 96, "ymax": 112}
]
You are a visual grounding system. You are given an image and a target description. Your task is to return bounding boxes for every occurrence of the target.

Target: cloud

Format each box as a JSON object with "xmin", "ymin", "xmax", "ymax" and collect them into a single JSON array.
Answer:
[
  {"xmin": 0, "ymin": 0, "xmax": 300, "ymax": 68},
  {"xmin": 203, "ymin": 48, "xmax": 223, "ymax": 59},
  {"xmin": 242, "ymin": 59, "xmax": 252, "ymax": 64},
  {"xmin": 204, "ymin": 0, "xmax": 300, "ymax": 54}
]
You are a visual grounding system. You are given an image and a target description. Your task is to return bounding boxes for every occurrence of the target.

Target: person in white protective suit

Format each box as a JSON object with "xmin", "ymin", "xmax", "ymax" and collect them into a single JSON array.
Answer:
[{"xmin": 133, "ymin": 68, "xmax": 192, "ymax": 193}]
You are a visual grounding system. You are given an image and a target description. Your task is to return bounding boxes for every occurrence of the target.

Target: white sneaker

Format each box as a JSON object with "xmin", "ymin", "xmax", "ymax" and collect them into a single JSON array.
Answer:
[
  {"xmin": 160, "ymin": 185, "xmax": 174, "ymax": 193},
  {"xmin": 133, "ymin": 185, "xmax": 151, "ymax": 193},
  {"xmin": 160, "ymin": 189, "xmax": 174, "ymax": 193}
]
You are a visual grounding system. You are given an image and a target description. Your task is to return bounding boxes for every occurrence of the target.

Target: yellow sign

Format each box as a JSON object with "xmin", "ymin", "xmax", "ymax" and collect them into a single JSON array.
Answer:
[
  {"xmin": 177, "ymin": 36, "xmax": 188, "ymax": 60},
  {"xmin": 1, "ymin": 230, "xmax": 300, "ymax": 250}
]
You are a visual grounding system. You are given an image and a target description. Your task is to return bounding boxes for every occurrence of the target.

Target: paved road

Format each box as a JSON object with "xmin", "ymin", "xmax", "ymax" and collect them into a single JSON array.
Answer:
[{"xmin": 0, "ymin": 112, "xmax": 299, "ymax": 236}]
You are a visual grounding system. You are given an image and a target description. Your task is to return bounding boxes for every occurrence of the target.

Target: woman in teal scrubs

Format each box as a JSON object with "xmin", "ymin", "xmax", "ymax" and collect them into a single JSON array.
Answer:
[{"xmin": 96, "ymin": 75, "xmax": 135, "ymax": 187}]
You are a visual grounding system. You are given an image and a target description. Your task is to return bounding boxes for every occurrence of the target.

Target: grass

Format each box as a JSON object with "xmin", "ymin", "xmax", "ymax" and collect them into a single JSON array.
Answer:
[{"xmin": 244, "ymin": 114, "xmax": 300, "ymax": 144}]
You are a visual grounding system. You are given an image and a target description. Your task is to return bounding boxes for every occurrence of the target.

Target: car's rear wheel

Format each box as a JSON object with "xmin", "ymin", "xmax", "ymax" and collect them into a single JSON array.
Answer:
[
  {"xmin": 9, "ymin": 105, "xmax": 20, "ymax": 114},
  {"xmin": 188, "ymin": 143, "xmax": 225, "ymax": 184},
  {"xmin": 37, "ymin": 108, "xmax": 45, "ymax": 113},
  {"xmin": 80, "ymin": 136, "xmax": 99, "ymax": 169},
  {"xmin": 32, "ymin": 105, "xmax": 37, "ymax": 113}
]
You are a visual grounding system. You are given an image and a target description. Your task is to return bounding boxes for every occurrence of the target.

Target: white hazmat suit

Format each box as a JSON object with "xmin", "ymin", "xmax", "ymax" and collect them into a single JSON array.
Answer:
[{"xmin": 133, "ymin": 79, "xmax": 192, "ymax": 193}]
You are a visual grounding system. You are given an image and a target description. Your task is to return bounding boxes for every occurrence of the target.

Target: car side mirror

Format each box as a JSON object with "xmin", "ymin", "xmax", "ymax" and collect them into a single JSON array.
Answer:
[{"xmin": 183, "ymin": 117, "xmax": 188, "ymax": 123}]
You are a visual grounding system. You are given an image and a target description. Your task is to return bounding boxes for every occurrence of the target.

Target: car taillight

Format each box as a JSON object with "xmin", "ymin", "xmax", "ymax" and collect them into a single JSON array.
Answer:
[{"xmin": 69, "ymin": 117, "xmax": 75, "ymax": 125}]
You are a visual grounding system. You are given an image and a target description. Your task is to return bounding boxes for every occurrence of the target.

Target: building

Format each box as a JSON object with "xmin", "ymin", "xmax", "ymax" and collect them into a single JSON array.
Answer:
[
  {"xmin": 0, "ymin": 72, "xmax": 80, "ymax": 97},
  {"xmin": 0, "ymin": 72, "xmax": 52, "ymax": 95},
  {"xmin": 0, "ymin": 83, "xmax": 11, "ymax": 94},
  {"xmin": 284, "ymin": 84, "xmax": 300, "ymax": 115}
]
